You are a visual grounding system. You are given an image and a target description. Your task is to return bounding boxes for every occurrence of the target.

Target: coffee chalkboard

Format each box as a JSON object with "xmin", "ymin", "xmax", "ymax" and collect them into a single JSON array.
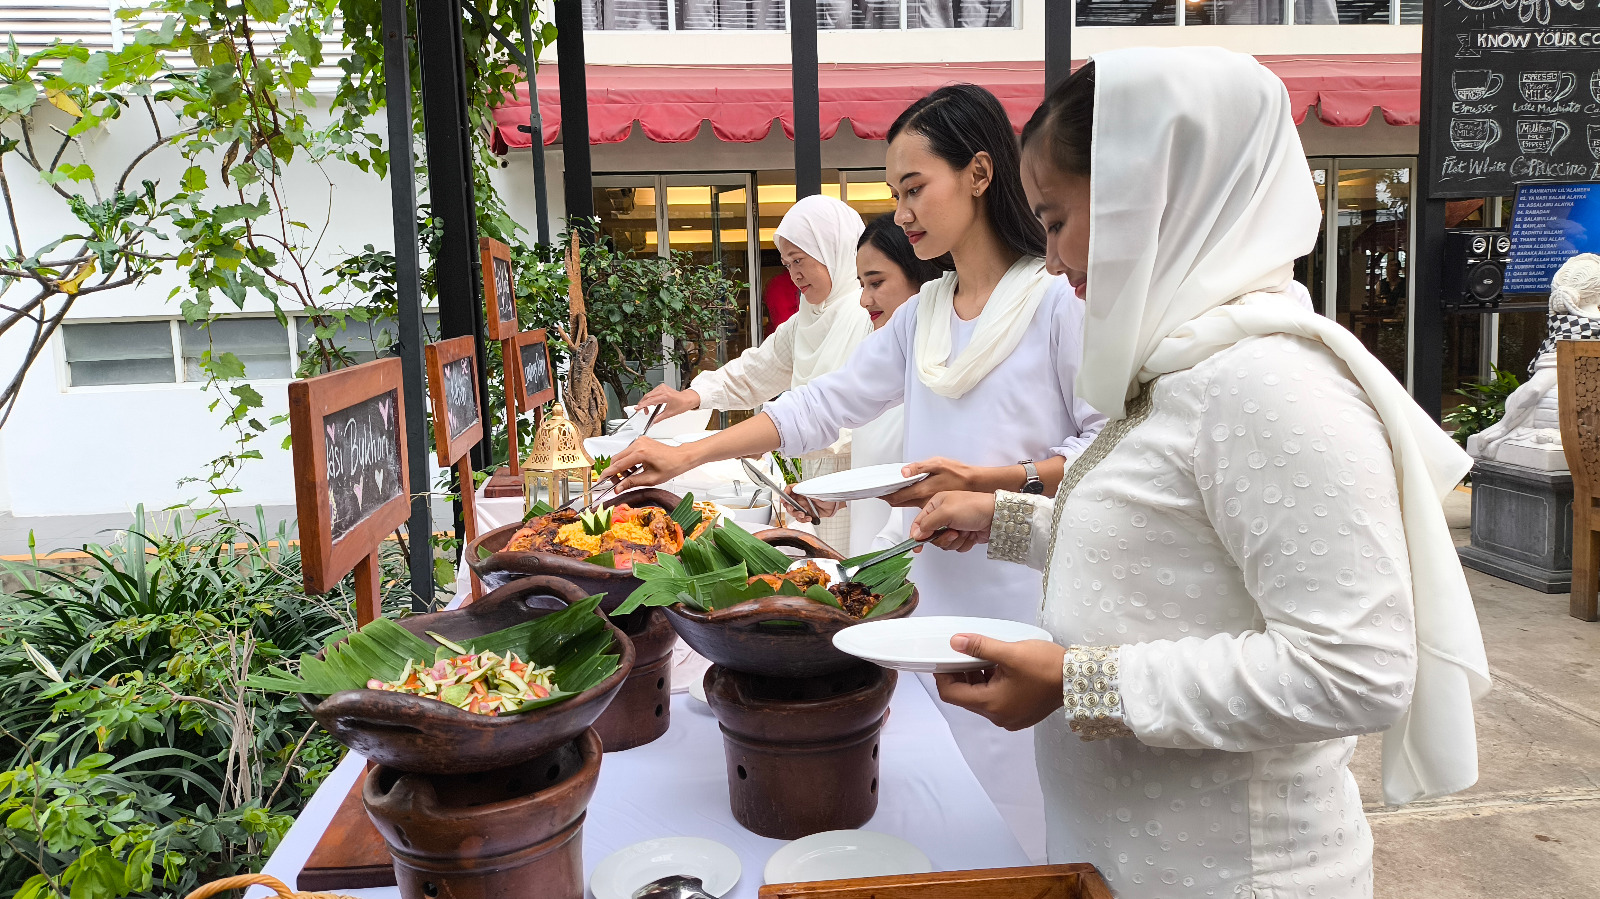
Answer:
[
  {"xmin": 288, "ymin": 357, "xmax": 411, "ymax": 602},
  {"xmin": 326, "ymin": 390, "xmax": 404, "ymax": 544},
  {"xmin": 1427, "ymin": 0, "xmax": 1600, "ymax": 198},
  {"xmin": 441, "ymin": 356, "xmax": 479, "ymax": 441}
]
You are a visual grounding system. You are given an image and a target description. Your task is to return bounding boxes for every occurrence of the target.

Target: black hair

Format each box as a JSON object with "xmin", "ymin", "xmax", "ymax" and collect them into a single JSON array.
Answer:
[
  {"xmin": 858, "ymin": 213, "xmax": 950, "ymax": 284},
  {"xmin": 886, "ymin": 83, "xmax": 1046, "ymax": 260},
  {"xmin": 1021, "ymin": 61, "xmax": 1096, "ymax": 177}
]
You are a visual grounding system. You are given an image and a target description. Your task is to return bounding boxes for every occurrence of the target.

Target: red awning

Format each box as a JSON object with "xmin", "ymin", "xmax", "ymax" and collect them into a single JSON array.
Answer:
[{"xmin": 490, "ymin": 55, "xmax": 1420, "ymax": 152}]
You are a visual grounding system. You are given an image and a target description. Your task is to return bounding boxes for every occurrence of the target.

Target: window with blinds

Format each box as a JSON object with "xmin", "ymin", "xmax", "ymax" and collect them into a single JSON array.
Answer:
[
  {"xmin": 62, "ymin": 321, "xmax": 178, "ymax": 386},
  {"xmin": 180, "ymin": 317, "xmax": 292, "ymax": 380},
  {"xmin": 579, "ymin": 0, "xmax": 1015, "ymax": 29}
]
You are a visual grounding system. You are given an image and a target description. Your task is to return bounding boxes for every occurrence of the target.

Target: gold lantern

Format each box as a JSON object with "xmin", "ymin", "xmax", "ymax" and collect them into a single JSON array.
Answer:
[{"xmin": 523, "ymin": 402, "xmax": 595, "ymax": 512}]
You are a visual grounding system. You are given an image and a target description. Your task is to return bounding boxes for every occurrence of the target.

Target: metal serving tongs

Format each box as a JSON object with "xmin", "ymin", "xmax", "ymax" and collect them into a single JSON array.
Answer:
[
  {"xmin": 739, "ymin": 457, "xmax": 825, "ymax": 523},
  {"xmin": 553, "ymin": 404, "xmax": 665, "ymax": 514}
]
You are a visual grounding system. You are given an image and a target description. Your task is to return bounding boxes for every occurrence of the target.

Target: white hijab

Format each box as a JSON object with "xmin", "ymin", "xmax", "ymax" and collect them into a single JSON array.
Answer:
[
  {"xmin": 773, "ymin": 195, "xmax": 875, "ymax": 389},
  {"xmin": 1079, "ymin": 47, "xmax": 1489, "ymax": 806},
  {"xmin": 913, "ymin": 256, "xmax": 1053, "ymax": 398}
]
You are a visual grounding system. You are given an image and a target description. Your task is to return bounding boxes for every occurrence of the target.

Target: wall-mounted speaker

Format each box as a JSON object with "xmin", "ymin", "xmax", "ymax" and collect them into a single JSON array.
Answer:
[{"xmin": 1441, "ymin": 229, "xmax": 1510, "ymax": 307}]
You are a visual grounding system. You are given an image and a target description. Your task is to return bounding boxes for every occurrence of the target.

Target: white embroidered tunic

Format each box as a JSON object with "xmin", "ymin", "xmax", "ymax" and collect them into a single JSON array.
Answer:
[{"xmin": 993, "ymin": 335, "xmax": 1418, "ymax": 898}]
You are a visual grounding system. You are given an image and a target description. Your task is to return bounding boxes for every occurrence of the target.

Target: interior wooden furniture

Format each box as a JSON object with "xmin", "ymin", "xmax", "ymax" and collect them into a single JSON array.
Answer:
[{"xmin": 1558, "ymin": 339, "xmax": 1600, "ymax": 621}]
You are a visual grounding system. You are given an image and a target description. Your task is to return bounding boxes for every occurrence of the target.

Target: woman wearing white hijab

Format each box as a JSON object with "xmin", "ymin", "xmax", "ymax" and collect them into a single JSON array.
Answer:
[
  {"xmin": 639, "ymin": 194, "xmax": 875, "ymax": 548},
  {"xmin": 913, "ymin": 49, "xmax": 1490, "ymax": 897},
  {"xmin": 609, "ymin": 84, "xmax": 1107, "ymax": 862}
]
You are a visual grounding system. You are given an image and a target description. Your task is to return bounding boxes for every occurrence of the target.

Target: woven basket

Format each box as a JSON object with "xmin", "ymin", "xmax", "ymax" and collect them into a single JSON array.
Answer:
[{"xmin": 181, "ymin": 873, "xmax": 356, "ymax": 899}]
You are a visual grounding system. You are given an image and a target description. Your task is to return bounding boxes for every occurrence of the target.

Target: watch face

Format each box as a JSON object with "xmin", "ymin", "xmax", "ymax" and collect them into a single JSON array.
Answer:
[{"xmin": 1022, "ymin": 481, "xmax": 1046, "ymax": 495}]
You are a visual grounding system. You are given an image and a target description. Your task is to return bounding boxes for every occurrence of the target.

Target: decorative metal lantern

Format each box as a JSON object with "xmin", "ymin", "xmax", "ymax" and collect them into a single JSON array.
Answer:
[{"xmin": 523, "ymin": 402, "xmax": 594, "ymax": 511}]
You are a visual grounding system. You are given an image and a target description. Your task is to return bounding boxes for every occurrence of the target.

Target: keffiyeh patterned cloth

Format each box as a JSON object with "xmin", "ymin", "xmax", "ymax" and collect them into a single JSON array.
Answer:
[{"xmin": 1532, "ymin": 313, "xmax": 1600, "ymax": 375}]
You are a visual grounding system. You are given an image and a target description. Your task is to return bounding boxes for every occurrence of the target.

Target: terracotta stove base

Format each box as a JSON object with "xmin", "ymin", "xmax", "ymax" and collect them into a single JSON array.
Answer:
[
  {"xmin": 704, "ymin": 662, "xmax": 896, "ymax": 840},
  {"xmin": 362, "ymin": 729, "xmax": 602, "ymax": 899}
]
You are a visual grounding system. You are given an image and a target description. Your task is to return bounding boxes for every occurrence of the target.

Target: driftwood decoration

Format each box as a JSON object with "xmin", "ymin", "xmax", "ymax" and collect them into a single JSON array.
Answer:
[{"xmin": 556, "ymin": 230, "xmax": 608, "ymax": 439}]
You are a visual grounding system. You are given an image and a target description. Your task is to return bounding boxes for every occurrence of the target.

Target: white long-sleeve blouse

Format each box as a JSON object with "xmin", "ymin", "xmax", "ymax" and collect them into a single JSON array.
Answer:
[{"xmin": 990, "ymin": 334, "xmax": 1418, "ymax": 898}]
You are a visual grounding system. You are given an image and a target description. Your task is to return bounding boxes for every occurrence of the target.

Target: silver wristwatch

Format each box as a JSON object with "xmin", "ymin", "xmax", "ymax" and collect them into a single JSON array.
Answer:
[{"xmin": 1019, "ymin": 459, "xmax": 1045, "ymax": 495}]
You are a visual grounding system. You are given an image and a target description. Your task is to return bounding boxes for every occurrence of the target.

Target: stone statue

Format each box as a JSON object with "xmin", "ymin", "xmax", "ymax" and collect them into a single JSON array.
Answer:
[
  {"xmin": 556, "ymin": 232, "xmax": 608, "ymax": 439},
  {"xmin": 1468, "ymin": 253, "xmax": 1600, "ymax": 471}
]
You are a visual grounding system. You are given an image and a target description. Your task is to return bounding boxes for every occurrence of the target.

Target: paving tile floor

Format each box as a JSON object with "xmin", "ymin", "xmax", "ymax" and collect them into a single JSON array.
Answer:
[{"xmin": 1351, "ymin": 488, "xmax": 1600, "ymax": 897}]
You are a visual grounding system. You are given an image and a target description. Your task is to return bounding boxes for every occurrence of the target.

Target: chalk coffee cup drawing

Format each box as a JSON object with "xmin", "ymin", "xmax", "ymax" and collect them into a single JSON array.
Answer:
[
  {"xmin": 1450, "ymin": 118, "xmax": 1502, "ymax": 152},
  {"xmin": 1591, "ymin": 70, "xmax": 1600, "ymax": 105},
  {"xmin": 1516, "ymin": 119, "xmax": 1570, "ymax": 155},
  {"xmin": 1590, "ymin": 124, "xmax": 1600, "ymax": 161},
  {"xmin": 1519, "ymin": 71, "xmax": 1576, "ymax": 104},
  {"xmin": 1452, "ymin": 70, "xmax": 1503, "ymax": 101}
]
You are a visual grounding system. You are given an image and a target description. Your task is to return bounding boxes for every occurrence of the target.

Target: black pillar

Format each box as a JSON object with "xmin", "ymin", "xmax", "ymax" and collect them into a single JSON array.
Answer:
[
  {"xmin": 416, "ymin": 0, "xmax": 491, "ymax": 554},
  {"xmin": 1044, "ymin": 0, "xmax": 1072, "ymax": 92},
  {"xmin": 790, "ymin": 0, "xmax": 821, "ymax": 198},
  {"xmin": 1412, "ymin": 0, "xmax": 1445, "ymax": 422},
  {"xmin": 381, "ymin": 0, "xmax": 433, "ymax": 612},
  {"xmin": 555, "ymin": 0, "xmax": 594, "ymax": 221},
  {"xmin": 519, "ymin": 0, "xmax": 552, "ymax": 246}
]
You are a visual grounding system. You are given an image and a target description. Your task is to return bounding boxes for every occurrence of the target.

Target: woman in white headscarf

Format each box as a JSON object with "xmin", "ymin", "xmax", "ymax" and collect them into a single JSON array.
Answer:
[
  {"xmin": 609, "ymin": 84, "xmax": 1108, "ymax": 863},
  {"xmin": 912, "ymin": 49, "xmax": 1490, "ymax": 897},
  {"xmin": 639, "ymin": 194, "xmax": 875, "ymax": 548}
]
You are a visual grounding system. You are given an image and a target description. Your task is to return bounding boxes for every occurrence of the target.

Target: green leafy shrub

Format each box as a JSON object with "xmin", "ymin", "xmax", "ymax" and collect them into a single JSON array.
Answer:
[
  {"xmin": 1443, "ymin": 365, "xmax": 1522, "ymax": 448},
  {"xmin": 0, "ymin": 507, "xmax": 409, "ymax": 899}
]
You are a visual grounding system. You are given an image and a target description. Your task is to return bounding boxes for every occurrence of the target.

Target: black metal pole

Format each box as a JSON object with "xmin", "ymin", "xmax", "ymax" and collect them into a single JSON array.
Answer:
[
  {"xmin": 417, "ymin": 0, "xmax": 490, "ymax": 555},
  {"xmin": 381, "ymin": 0, "xmax": 433, "ymax": 613},
  {"xmin": 555, "ymin": 0, "xmax": 594, "ymax": 221},
  {"xmin": 790, "ymin": 0, "xmax": 821, "ymax": 198},
  {"xmin": 1413, "ymin": 0, "xmax": 1445, "ymax": 421},
  {"xmin": 1045, "ymin": 0, "xmax": 1072, "ymax": 93},
  {"xmin": 519, "ymin": 0, "xmax": 551, "ymax": 245}
]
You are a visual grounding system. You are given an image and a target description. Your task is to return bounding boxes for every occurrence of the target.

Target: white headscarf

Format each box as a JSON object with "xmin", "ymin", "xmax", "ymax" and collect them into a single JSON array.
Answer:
[
  {"xmin": 773, "ymin": 195, "xmax": 875, "ymax": 389},
  {"xmin": 1078, "ymin": 47, "xmax": 1490, "ymax": 806}
]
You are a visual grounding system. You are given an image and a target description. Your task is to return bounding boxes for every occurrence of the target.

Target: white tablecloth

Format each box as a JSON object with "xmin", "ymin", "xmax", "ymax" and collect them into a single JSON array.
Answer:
[{"xmin": 251, "ymin": 679, "xmax": 1028, "ymax": 899}]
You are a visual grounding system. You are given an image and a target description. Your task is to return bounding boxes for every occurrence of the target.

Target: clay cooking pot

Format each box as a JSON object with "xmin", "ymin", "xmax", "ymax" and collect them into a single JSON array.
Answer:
[{"xmin": 303, "ymin": 576, "xmax": 634, "ymax": 774}]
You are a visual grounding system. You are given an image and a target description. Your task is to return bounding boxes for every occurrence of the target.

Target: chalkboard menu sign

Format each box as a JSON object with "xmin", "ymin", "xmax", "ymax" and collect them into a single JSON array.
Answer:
[
  {"xmin": 515, "ymin": 328, "xmax": 556, "ymax": 410},
  {"xmin": 1504, "ymin": 182, "xmax": 1600, "ymax": 293},
  {"xmin": 480, "ymin": 237, "xmax": 518, "ymax": 341},
  {"xmin": 1427, "ymin": 0, "xmax": 1600, "ymax": 198},
  {"xmin": 288, "ymin": 357, "xmax": 411, "ymax": 599},
  {"xmin": 441, "ymin": 357, "xmax": 478, "ymax": 440},
  {"xmin": 424, "ymin": 335, "xmax": 486, "ymax": 467}
]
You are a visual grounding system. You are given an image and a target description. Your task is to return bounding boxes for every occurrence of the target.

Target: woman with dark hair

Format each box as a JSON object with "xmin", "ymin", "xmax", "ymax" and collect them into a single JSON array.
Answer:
[
  {"xmin": 607, "ymin": 83, "xmax": 1105, "ymax": 860},
  {"xmin": 842, "ymin": 214, "xmax": 946, "ymax": 554},
  {"xmin": 913, "ymin": 50, "xmax": 1488, "ymax": 897}
]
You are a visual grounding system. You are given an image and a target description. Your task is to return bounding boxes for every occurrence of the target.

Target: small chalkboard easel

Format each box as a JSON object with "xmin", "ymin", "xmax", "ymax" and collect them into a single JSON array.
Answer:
[
  {"xmin": 288, "ymin": 357, "xmax": 411, "ymax": 627},
  {"xmin": 425, "ymin": 335, "xmax": 486, "ymax": 602},
  {"xmin": 481, "ymin": 236, "xmax": 524, "ymax": 499},
  {"xmin": 513, "ymin": 326, "xmax": 556, "ymax": 440}
]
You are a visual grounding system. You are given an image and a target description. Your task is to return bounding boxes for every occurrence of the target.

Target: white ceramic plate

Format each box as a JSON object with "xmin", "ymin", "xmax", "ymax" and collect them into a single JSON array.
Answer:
[
  {"xmin": 793, "ymin": 463, "xmax": 926, "ymax": 502},
  {"xmin": 688, "ymin": 671, "xmax": 708, "ymax": 703},
  {"xmin": 763, "ymin": 830, "xmax": 932, "ymax": 885},
  {"xmin": 590, "ymin": 837, "xmax": 740, "ymax": 899},
  {"xmin": 831, "ymin": 616, "xmax": 1055, "ymax": 673}
]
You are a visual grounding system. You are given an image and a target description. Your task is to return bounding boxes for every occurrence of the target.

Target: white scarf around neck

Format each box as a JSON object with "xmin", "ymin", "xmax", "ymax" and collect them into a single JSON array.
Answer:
[
  {"xmin": 913, "ymin": 255, "xmax": 1052, "ymax": 399},
  {"xmin": 773, "ymin": 195, "xmax": 874, "ymax": 389},
  {"xmin": 1080, "ymin": 47, "xmax": 1489, "ymax": 806}
]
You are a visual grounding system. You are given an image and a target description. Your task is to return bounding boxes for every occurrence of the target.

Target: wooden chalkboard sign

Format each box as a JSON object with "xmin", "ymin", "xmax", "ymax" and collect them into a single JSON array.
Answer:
[
  {"xmin": 289, "ymin": 357, "xmax": 411, "ymax": 624},
  {"xmin": 1427, "ymin": 0, "xmax": 1600, "ymax": 198},
  {"xmin": 514, "ymin": 328, "xmax": 556, "ymax": 410},
  {"xmin": 480, "ymin": 237, "xmax": 517, "ymax": 341},
  {"xmin": 425, "ymin": 336, "xmax": 486, "ymax": 599}
]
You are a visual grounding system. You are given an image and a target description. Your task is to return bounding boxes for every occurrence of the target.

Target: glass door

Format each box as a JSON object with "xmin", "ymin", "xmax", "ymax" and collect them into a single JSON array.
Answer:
[
  {"xmin": 1299, "ymin": 160, "xmax": 1332, "ymax": 316},
  {"xmin": 1330, "ymin": 161, "xmax": 1414, "ymax": 388}
]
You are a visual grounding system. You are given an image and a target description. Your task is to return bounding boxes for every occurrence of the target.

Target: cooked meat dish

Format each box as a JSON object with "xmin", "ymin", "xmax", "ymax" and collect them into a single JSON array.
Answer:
[
  {"xmin": 504, "ymin": 504, "xmax": 686, "ymax": 568},
  {"xmin": 747, "ymin": 559, "xmax": 833, "ymax": 592}
]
